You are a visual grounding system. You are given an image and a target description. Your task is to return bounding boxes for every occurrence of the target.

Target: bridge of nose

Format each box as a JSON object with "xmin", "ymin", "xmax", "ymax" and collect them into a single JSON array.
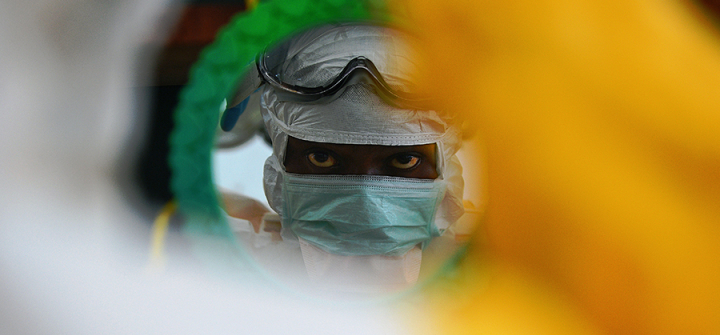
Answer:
[{"xmin": 336, "ymin": 146, "xmax": 386, "ymax": 175}]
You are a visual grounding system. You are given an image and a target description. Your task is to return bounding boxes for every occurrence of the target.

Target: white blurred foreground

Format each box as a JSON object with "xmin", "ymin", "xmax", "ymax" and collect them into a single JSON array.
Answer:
[{"xmin": 0, "ymin": 1, "xmax": 405, "ymax": 333}]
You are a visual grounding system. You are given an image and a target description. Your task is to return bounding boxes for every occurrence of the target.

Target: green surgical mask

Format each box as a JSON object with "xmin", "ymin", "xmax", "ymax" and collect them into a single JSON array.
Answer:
[{"xmin": 281, "ymin": 172, "xmax": 446, "ymax": 256}]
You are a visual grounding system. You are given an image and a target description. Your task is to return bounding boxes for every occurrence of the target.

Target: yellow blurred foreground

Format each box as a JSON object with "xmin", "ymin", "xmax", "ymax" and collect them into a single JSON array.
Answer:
[{"xmin": 398, "ymin": 1, "xmax": 720, "ymax": 334}]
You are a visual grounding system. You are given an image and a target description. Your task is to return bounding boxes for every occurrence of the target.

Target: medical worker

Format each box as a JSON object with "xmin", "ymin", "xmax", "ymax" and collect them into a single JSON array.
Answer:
[{"xmin": 222, "ymin": 24, "xmax": 466, "ymax": 292}]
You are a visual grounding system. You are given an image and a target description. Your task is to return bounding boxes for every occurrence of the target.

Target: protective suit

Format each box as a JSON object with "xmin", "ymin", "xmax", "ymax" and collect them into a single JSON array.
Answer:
[{"xmin": 229, "ymin": 24, "xmax": 465, "ymax": 292}]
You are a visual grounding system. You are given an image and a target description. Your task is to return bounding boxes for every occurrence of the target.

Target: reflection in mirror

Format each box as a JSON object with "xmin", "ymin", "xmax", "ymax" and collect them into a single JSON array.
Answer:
[{"xmin": 211, "ymin": 24, "xmax": 484, "ymax": 299}]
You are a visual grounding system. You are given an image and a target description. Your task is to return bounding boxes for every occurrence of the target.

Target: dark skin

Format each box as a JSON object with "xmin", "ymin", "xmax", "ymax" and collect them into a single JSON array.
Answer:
[{"xmin": 284, "ymin": 136, "xmax": 438, "ymax": 179}]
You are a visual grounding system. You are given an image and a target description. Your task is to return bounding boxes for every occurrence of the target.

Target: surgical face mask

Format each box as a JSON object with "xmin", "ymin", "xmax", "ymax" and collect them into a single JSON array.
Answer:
[{"xmin": 281, "ymin": 172, "xmax": 447, "ymax": 256}]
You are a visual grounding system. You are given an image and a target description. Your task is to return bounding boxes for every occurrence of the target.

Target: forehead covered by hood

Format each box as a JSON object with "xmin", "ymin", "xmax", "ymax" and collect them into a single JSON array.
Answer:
[{"xmin": 262, "ymin": 83, "xmax": 458, "ymax": 165}]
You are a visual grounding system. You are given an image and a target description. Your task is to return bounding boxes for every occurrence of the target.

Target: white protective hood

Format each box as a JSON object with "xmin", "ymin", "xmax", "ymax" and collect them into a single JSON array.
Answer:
[{"xmin": 259, "ymin": 24, "xmax": 465, "ymax": 234}]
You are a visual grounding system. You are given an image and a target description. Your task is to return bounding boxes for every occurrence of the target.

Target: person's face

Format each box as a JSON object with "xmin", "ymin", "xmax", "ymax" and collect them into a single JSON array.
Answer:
[{"xmin": 284, "ymin": 137, "xmax": 438, "ymax": 179}]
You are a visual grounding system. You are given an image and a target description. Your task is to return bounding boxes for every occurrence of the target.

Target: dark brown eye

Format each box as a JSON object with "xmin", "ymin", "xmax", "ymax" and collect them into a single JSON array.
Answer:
[
  {"xmin": 308, "ymin": 152, "xmax": 336, "ymax": 167},
  {"xmin": 390, "ymin": 154, "xmax": 420, "ymax": 169}
]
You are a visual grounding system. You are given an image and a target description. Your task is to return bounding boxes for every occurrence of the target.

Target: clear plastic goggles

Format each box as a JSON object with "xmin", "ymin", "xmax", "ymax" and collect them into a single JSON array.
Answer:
[
  {"xmin": 221, "ymin": 25, "xmax": 426, "ymax": 132},
  {"xmin": 257, "ymin": 54, "xmax": 424, "ymax": 106}
]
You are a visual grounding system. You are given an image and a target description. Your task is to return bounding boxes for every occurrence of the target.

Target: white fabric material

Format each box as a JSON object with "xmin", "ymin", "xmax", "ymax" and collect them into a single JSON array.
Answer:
[
  {"xmin": 258, "ymin": 25, "xmax": 465, "ymax": 288},
  {"xmin": 299, "ymin": 238, "xmax": 422, "ymax": 293}
]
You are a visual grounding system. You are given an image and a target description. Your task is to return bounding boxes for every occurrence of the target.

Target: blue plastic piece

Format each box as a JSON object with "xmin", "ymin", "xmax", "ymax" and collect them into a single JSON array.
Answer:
[{"xmin": 220, "ymin": 96, "xmax": 250, "ymax": 131}]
